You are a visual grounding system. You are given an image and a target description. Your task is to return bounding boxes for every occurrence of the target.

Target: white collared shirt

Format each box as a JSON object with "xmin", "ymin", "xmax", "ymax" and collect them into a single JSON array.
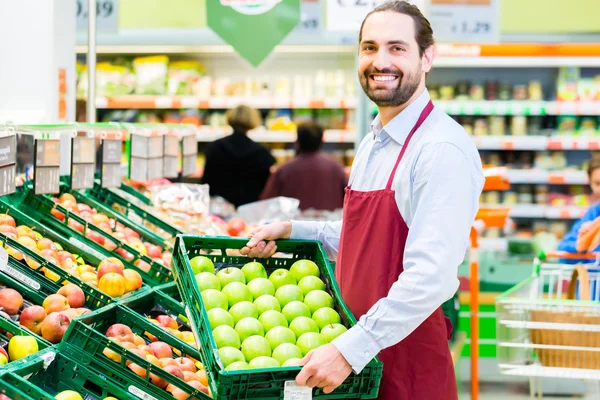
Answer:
[{"xmin": 290, "ymin": 88, "xmax": 484, "ymax": 373}]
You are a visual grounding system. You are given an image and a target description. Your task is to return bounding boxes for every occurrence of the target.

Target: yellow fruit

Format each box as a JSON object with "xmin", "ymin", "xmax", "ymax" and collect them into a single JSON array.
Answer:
[
  {"xmin": 8, "ymin": 336, "xmax": 39, "ymax": 361},
  {"xmin": 98, "ymin": 273, "xmax": 126, "ymax": 297},
  {"xmin": 43, "ymin": 268, "xmax": 61, "ymax": 283},
  {"xmin": 103, "ymin": 397, "xmax": 119, "ymax": 400},
  {"xmin": 55, "ymin": 390, "xmax": 83, "ymax": 400}
]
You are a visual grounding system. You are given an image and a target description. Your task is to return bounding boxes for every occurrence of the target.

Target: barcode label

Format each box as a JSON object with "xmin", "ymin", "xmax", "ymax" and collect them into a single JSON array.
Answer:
[
  {"xmin": 128, "ymin": 386, "xmax": 159, "ymax": 400},
  {"xmin": 0, "ymin": 248, "xmax": 41, "ymax": 290},
  {"xmin": 40, "ymin": 351, "xmax": 56, "ymax": 368},
  {"xmin": 68, "ymin": 237, "xmax": 105, "ymax": 260},
  {"xmin": 284, "ymin": 381, "xmax": 312, "ymax": 400}
]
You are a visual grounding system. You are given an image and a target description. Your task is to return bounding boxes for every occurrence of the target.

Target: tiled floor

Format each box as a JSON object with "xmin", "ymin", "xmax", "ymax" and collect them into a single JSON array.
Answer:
[{"xmin": 461, "ymin": 382, "xmax": 600, "ymax": 399}]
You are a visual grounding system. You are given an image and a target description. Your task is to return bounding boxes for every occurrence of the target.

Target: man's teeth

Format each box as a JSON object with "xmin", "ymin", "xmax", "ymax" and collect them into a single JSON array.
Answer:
[{"xmin": 372, "ymin": 75, "xmax": 397, "ymax": 82}]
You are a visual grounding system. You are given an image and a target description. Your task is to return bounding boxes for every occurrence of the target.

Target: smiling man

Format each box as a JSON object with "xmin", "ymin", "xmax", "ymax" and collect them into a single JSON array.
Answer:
[{"xmin": 240, "ymin": 1, "xmax": 484, "ymax": 398}]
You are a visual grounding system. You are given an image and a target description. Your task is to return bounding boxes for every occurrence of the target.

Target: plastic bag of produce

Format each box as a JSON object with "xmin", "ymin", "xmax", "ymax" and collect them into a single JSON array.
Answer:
[
  {"xmin": 233, "ymin": 197, "xmax": 300, "ymax": 225},
  {"xmin": 151, "ymin": 183, "xmax": 210, "ymax": 215},
  {"xmin": 167, "ymin": 61, "xmax": 205, "ymax": 95},
  {"xmin": 133, "ymin": 55, "xmax": 169, "ymax": 95}
]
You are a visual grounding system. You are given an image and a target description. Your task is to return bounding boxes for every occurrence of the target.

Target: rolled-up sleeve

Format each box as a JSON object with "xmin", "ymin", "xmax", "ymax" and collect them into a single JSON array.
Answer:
[
  {"xmin": 290, "ymin": 220, "xmax": 343, "ymax": 261},
  {"xmin": 332, "ymin": 142, "xmax": 484, "ymax": 373}
]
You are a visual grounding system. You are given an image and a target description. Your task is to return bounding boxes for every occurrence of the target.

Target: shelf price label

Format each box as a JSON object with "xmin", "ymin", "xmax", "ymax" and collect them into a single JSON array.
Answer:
[
  {"xmin": 70, "ymin": 137, "xmax": 96, "ymax": 190},
  {"xmin": 34, "ymin": 139, "xmax": 60, "ymax": 195},
  {"xmin": 181, "ymin": 134, "xmax": 198, "ymax": 177},
  {"xmin": 0, "ymin": 133, "xmax": 17, "ymax": 197},
  {"xmin": 76, "ymin": 0, "xmax": 118, "ymax": 32},
  {"xmin": 163, "ymin": 135, "xmax": 179, "ymax": 179},
  {"xmin": 429, "ymin": 0, "xmax": 499, "ymax": 44},
  {"xmin": 101, "ymin": 139, "xmax": 122, "ymax": 188},
  {"xmin": 129, "ymin": 134, "xmax": 164, "ymax": 182}
]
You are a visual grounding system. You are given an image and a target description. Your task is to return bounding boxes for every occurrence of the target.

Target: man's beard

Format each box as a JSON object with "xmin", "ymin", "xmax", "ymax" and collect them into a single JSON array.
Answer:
[{"xmin": 359, "ymin": 66, "xmax": 421, "ymax": 107}]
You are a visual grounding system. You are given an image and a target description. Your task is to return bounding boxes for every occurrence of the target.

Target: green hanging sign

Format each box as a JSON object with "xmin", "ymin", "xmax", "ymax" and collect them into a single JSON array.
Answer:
[{"xmin": 207, "ymin": 0, "xmax": 301, "ymax": 67}]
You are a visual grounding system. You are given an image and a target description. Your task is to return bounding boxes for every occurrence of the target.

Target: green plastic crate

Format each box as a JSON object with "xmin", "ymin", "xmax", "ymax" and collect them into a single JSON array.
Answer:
[
  {"xmin": 119, "ymin": 183, "xmax": 152, "ymax": 206},
  {"xmin": 0, "ymin": 347, "xmax": 137, "ymax": 400},
  {"xmin": 60, "ymin": 303, "xmax": 212, "ymax": 400},
  {"xmin": 0, "ymin": 199, "xmax": 146, "ymax": 303},
  {"xmin": 0, "ymin": 313, "xmax": 50, "ymax": 371},
  {"xmin": 171, "ymin": 235, "xmax": 383, "ymax": 400},
  {"xmin": 9, "ymin": 187, "xmax": 172, "ymax": 287},
  {"xmin": 86, "ymin": 182, "xmax": 182, "ymax": 243}
]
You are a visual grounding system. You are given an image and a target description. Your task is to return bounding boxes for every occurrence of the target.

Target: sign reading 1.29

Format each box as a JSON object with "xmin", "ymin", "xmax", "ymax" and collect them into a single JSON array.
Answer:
[
  {"xmin": 76, "ymin": 0, "xmax": 119, "ymax": 32},
  {"xmin": 452, "ymin": 21, "xmax": 491, "ymax": 35}
]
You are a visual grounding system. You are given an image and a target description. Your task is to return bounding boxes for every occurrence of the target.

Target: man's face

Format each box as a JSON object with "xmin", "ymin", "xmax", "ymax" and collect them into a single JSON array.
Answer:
[{"xmin": 358, "ymin": 12, "xmax": 426, "ymax": 107}]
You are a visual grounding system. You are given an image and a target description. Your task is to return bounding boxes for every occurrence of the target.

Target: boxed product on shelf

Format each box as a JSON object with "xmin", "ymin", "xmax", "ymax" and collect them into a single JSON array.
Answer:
[
  {"xmin": 171, "ymin": 235, "xmax": 383, "ymax": 399},
  {"xmin": 0, "ymin": 347, "xmax": 134, "ymax": 399},
  {"xmin": 133, "ymin": 56, "xmax": 169, "ymax": 95},
  {"xmin": 60, "ymin": 302, "xmax": 213, "ymax": 399}
]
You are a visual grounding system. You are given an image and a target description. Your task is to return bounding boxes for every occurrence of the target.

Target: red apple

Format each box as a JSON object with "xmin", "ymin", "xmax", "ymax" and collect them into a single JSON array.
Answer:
[
  {"xmin": 174, "ymin": 357, "xmax": 196, "ymax": 373},
  {"xmin": 42, "ymin": 294, "xmax": 70, "ymax": 314},
  {"xmin": 145, "ymin": 244, "xmax": 162, "ymax": 259},
  {"xmin": 50, "ymin": 208, "xmax": 65, "ymax": 221},
  {"xmin": 103, "ymin": 240, "xmax": 118, "ymax": 252},
  {"xmin": 57, "ymin": 284, "xmax": 86, "ymax": 308},
  {"xmin": 59, "ymin": 193, "xmax": 76, "ymax": 204},
  {"xmin": 163, "ymin": 365, "xmax": 184, "ymax": 380},
  {"xmin": 16, "ymin": 226, "xmax": 36, "ymax": 240},
  {"xmin": 227, "ymin": 218, "xmax": 246, "ymax": 237},
  {"xmin": 0, "ymin": 215, "xmax": 16, "ymax": 227},
  {"xmin": 124, "ymin": 228, "xmax": 140, "ymax": 239},
  {"xmin": 0, "ymin": 225, "xmax": 17, "ymax": 237},
  {"xmin": 0, "ymin": 288, "xmax": 23, "ymax": 315},
  {"xmin": 86, "ymin": 230, "xmax": 105, "ymax": 246},
  {"xmin": 156, "ymin": 315, "xmax": 178, "ymax": 330},
  {"xmin": 98, "ymin": 258, "xmax": 125, "ymax": 280},
  {"xmin": 77, "ymin": 203, "xmax": 92, "ymax": 213},
  {"xmin": 106, "ymin": 323, "xmax": 135, "ymax": 343},
  {"xmin": 79, "ymin": 211, "xmax": 93, "ymax": 222},
  {"xmin": 92, "ymin": 213, "xmax": 109, "ymax": 225},
  {"xmin": 40, "ymin": 312, "xmax": 70, "ymax": 343},
  {"xmin": 68, "ymin": 219, "xmax": 85, "ymax": 233},
  {"xmin": 19, "ymin": 305, "xmax": 47, "ymax": 334},
  {"xmin": 148, "ymin": 341, "xmax": 173, "ymax": 359},
  {"xmin": 134, "ymin": 259, "xmax": 151, "ymax": 272}
]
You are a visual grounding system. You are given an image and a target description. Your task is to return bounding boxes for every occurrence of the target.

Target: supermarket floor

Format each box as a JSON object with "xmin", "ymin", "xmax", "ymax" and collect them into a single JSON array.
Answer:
[{"xmin": 461, "ymin": 382, "xmax": 600, "ymax": 399}]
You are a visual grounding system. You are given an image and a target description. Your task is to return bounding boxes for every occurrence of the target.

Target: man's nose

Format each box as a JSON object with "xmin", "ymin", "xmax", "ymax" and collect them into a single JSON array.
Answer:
[{"xmin": 372, "ymin": 49, "xmax": 392, "ymax": 71}]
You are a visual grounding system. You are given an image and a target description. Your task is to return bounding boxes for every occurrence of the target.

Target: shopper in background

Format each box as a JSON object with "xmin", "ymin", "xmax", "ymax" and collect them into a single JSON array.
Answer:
[
  {"xmin": 558, "ymin": 156, "xmax": 600, "ymax": 254},
  {"xmin": 240, "ymin": 1, "xmax": 484, "ymax": 398},
  {"xmin": 260, "ymin": 122, "xmax": 348, "ymax": 211},
  {"xmin": 201, "ymin": 105, "xmax": 275, "ymax": 208}
]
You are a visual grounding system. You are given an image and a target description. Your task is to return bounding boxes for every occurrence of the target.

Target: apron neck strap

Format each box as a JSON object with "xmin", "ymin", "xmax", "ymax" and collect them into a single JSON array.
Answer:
[{"xmin": 385, "ymin": 100, "xmax": 434, "ymax": 190}]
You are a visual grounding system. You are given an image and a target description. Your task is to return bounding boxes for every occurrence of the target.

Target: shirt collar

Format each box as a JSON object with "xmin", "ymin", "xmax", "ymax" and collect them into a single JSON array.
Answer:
[{"xmin": 370, "ymin": 88, "xmax": 431, "ymax": 145}]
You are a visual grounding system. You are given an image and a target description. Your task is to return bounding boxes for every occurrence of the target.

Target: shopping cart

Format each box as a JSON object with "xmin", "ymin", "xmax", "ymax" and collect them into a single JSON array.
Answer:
[{"xmin": 496, "ymin": 251, "xmax": 600, "ymax": 399}]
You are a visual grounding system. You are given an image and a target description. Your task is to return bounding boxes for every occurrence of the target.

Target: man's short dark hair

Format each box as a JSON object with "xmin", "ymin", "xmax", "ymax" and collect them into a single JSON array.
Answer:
[{"xmin": 296, "ymin": 123, "xmax": 323, "ymax": 153}]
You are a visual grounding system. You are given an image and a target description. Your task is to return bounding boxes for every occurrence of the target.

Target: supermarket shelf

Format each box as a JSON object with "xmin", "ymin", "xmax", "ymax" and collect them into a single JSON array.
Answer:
[
  {"xmin": 500, "ymin": 364, "xmax": 600, "ymax": 380},
  {"xmin": 475, "ymin": 136, "xmax": 600, "ymax": 151},
  {"xmin": 505, "ymin": 169, "xmax": 588, "ymax": 185},
  {"xmin": 93, "ymin": 96, "xmax": 357, "ymax": 109},
  {"xmin": 479, "ymin": 238, "xmax": 509, "ymax": 252},
  {"xmin": 196, "ymin": 127, "xmax": 356, "ymax": 143},
  {"xmin": 437, "ymin": 100, "xmax": 600, "ymax": 116},
  {"xmin": 483, "ymin": 204, "xmax": 588, "ymax": 219}
]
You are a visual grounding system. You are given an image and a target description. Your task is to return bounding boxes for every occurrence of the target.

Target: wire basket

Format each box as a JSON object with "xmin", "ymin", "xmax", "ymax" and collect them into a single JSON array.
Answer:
[{"xmin": 496, "ymin": 252, "xmax": 600, "ymax": 380}]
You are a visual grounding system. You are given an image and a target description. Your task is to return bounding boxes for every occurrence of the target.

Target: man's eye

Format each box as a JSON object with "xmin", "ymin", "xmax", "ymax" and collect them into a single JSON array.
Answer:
[
  {"xmin": 363, "ymin": 46, "xmax": 375, "ymax": 51},
  {"xmin": 392, "ymin": 46, "xmax": 405, "ymax": 52}
]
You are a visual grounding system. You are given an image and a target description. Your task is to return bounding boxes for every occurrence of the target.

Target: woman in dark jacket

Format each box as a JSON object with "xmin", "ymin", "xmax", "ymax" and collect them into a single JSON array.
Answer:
[{"xmin": 201, "ymin": 105, "xmax": 275, "ymax": 208}]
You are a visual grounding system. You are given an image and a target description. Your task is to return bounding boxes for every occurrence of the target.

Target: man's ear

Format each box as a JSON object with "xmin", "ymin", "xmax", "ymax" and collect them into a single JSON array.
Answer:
[{"xmin": 421, "ymin": 45, "xmax": 435, "ymax": 73}]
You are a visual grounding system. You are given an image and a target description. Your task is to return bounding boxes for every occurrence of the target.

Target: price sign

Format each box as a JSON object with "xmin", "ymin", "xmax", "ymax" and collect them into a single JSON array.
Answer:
[
  {"xmin": 295, "ymin": 0, "xmax": 322, "ymax": 34},
  {"xmin": 0, "ymin": 134, "xmax": 17, "ymax": 196},
  {"xmin": 76, "ymin": 0, "xmax": 119, "ymax": 32},
  {"xmin": 429, "ymin": 0, "xmax": 499, "ymax": 43},
  {"xmin": 163, "ymin": 136, "xmax": 179, "ymax": 179},
  {"xmin": 181, "ymin": 135, "xmax": 198, "ymax": 177},
  {"xmin": 71, "ymin": 137, "xmax": 96, "ymax": 190},
  {"xmin": 34, "ymin": 140, "xmax": 60, "ymax": 195},
  {"xmin": 326, "ymin": 0, "xmax": 388, "ymax": 31},
  {"xmin": 129, "ymin": 134, "xmax": 164, "ymax": 181},
  {"xmin": 100, "ymin": 139, "xmax": 122, "ymax": 188}
]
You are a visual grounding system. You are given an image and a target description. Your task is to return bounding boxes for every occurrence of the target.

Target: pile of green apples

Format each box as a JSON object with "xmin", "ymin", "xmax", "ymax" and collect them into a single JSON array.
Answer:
[{"xmin": 190, "ymin": 256, "xmax": 348, "ymax": 371}]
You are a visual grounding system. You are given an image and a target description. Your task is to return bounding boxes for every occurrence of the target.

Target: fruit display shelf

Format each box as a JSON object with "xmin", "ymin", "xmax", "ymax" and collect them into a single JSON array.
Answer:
[
  {"xmin": 0, "ymin": 347, "xmax": 134, "ymax": 400},
  {"xmin": 0, "ymin": 309, "xmax": 51, "ymax": 372},
  {"xmin": 0, "ymin": 198, "xmax": 146, "ymax": 303},
  {"xmin": 171, "ymin": 235, "xmax": 383, "ymax": 400},
  {"xmin": 9, "ymin": 187, "xmax": 172, "ymax": 287},
  {"xmin": 60, "ymin": 303, "xmax": 212, "ymax": 400},
  {"xmin": 86, "ymin": 182, "xmax": 183, "ymax": 244}
]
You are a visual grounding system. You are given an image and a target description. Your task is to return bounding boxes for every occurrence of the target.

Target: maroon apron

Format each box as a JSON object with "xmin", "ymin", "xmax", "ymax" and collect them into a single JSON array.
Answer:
[{"xmin": 336, "ymin": 100, "xmax": 457, "ymax": 400}]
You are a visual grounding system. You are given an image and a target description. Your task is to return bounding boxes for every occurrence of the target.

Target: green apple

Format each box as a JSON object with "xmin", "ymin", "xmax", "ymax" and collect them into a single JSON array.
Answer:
[
  {"xmin": 297, "ymin": 276, "xmax": 325, "ymax": 296},
  {"xmin": 312, "ymin": 307, "xmax": 341, "ymax": 330},
  {"xmin": 202, "ymin": 289, "xmax": 229, "ymax": 311},
  {"xmin": 282, "ymin": 358, "xmax": 302, "ymax": 367},
  {"xmin": 296, "ymin": 332, "xmax": 326, "ymax": 356},
  {"xmin": 282, "ymin": 301, "xmax": 311, "ymax": 323},
  {"xmin": 212, "ymin": 325, "xmax": 241, "ymax": 349},
  {"xmin": 195, "ymin": 272, "xmax": 221, "ymax": 292},
  {"xmin": 304, "ymin": 290, "xmax": 334, "ymax": 314},
  {"xmin": 254, "ymin": 295, "xmax": 281, "ymax": 314},
  {"xmin": 235, "ymin": 317, "xmax": 265, "ymax": 342},
  {"xmin": 217, "ymin": 267, "xmax": 246, "ymax": 287},
  {"xmin": 290, "ymin": 259, "xmax": 320, "ymax": 282},
  {"xmin": 219, "ymin": 346, "xmax": 246, "ymax": 367},
  {"xmin": 208, "ymin": 308, "xmax": 234, "ymax": 329},
  {"xmin": 272, "ymin": 343, "xmax": 303, "ymax": 366},
  {"xmin": 247, "ymin": 278, "xmax": 275, "ymax": 299},
  {"xmin": 0, "ymin": 353, "xmax": 7, "ymax": 365},
  {"xmin": 249, "ymin": 356, "xmax": 280, "ymax": 369},
  {"xmin": 275, "ymin": 284, "xmax": 304, "ymax": 307},
  {"xmin": 226, "ymin": 361, "xmax": 250, "ymax": 371},
  {"xmin": 190, "ymin": 256, "xmax": 215, "ymax": 274},
  {"xmin": 289, "ymin": 316, "xmax": 319, "ymax": 339},
  {"xmin": 241, "ymin": 335, "xmax": 271, "ymax": 362},
  {"xmin": 269, "ymin": 268, "xmax": 296, "ymax": 290},
  {"xmin": 259, "ymin": 310, "xmax": 288, "ymax": 332},
  {"xmin": 222, "ymin": 282, "xmax": 253, "ymax": 307},
  {"xmin": 321, "ymin": 324, "xmax": 348, "ymax": 343},
  {"xmin": 265, "ymin": 326, "xmax": 296, "ymax": 350},
  {"xmin": 229, "ymin": 301, "xmax": 259, "ymax": 325},
  {"xmin": 241, "ymin": 262, "xmax": 267, "ymax": 282}
]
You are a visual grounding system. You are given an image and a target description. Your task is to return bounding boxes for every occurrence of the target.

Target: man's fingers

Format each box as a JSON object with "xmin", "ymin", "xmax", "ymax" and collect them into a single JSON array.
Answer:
[
  {"xmin": 305, "ymin": 375, "xmax": 325, "ymax": 389},
  {"xmin": 247, "ymin": 229, "xmax": 269, "ymax": 247},
  {"xmin": 323, "ymin": 385, "xmax": 337, "ymax": 394},
  {"xmin": 259, "ymin": 241, "xmax": 276, "ymax": 258},
  {"xmin": 298, "ymin": 351, "xmax": 313, "ymax": 366},
  {"xmin": 295, "ymin": 351, "xmax": 315, "ymax": 386}
]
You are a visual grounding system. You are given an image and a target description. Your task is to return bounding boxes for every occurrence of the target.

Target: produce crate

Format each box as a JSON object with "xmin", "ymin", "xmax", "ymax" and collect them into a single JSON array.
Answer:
[
  {"xmin": 60, "ymin": 303, "xmax": 214, "ymax": 400},
  {"xmin": 8, "ymin": 187, "xmax": 172, "ymax": 287},
  {"xmin": 171, "ymin": 235, "xmax": 383, "ymax": 399},
  {"xmin": 86, "ymin": 182, "xmax": 182, "ymax": 243},
  {"xmin": 0, "ymin": 347, "xmax": 136, "ymax": 400},
  {"xmin": 0, "ymin": 198, "xmax": 145, "ymax": 303},
  {"xmin": 0, "ymin": 311, "xmax": 51, "ymax": 371},
  {"xmin": 120, "ymin": 183, "xmax": 153, "ymax": 206}
]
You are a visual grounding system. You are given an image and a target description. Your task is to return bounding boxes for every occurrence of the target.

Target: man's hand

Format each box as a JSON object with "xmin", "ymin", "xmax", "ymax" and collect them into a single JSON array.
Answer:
[
  {"xmin": 240, "ymin": 221, "xmax": 293, "ymax": 258},
  {"xmin": 295, "ymin": 343, "xmax": 352, "ymax": 394},
  {"xmin": 581, "ymin": 220, "xmax": 595, "ymax": 234}
]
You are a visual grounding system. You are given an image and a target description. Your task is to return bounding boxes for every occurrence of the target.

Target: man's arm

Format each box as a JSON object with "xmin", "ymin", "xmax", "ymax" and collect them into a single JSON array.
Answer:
[
  {"xmin": 331, "ymin": 142, "xmax": 484, "ymax": 373},
  {"xmin": 291, "ymin": 220, "xmax": 343, "ymax": 260}
]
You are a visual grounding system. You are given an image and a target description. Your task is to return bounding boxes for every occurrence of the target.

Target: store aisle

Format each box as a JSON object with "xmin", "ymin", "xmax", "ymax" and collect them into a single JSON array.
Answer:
[{"xmin": 462, "ymin": 382, "xmax": 600, "ymax": 399}]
